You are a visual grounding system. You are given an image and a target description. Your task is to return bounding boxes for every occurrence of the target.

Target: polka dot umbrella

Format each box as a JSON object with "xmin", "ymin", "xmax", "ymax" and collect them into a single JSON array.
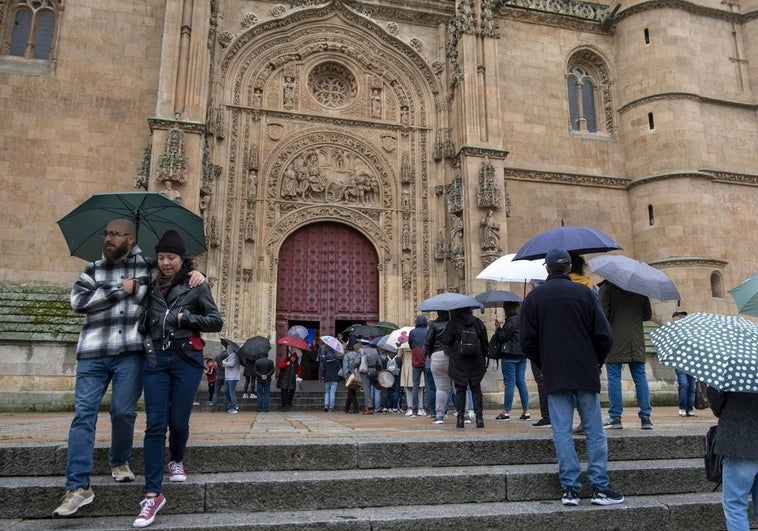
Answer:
[{"xmin": 650, "ymin": 312, "xmax": 758, "ymax": 393}]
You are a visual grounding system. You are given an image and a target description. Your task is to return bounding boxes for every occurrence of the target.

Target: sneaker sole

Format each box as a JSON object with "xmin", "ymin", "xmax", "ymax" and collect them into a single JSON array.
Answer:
[
  {"xmin": 562, "ymin": 499, "xmax": 580, "ymax": 506},
  {"xmin": 53, "ymin": 493, "xmax": 95, "ymax": 517},
  {"xmin": 591, "ymin": 496, "xmax": 625, "ymax": 506},
  {"xmin": 113, "ymin": 475, "xmax": 135, "ymax": 482},
  {"xmin": 169, "ymin": 475, "xmax": 187, "ymax": 482}
]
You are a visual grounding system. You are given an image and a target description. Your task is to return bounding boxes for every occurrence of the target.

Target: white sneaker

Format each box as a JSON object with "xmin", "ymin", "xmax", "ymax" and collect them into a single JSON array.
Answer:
[
  {"xmin": 418, "ymin": 409, "xmax": 428, "ymax": 417},
  {"xmin": 242, "ymin": 393, "xmax": 248, "ymax": 399},
  {"xmin": 405, "ymin": 409, "xmax": 413, "ymax": 416},
  {"xmin": 678, "ymin": 409, "xmax": 686, "ymax": 417},
  {"xmin": 251, "ymin": 393, "xmax": 257, "ymax": 399}
]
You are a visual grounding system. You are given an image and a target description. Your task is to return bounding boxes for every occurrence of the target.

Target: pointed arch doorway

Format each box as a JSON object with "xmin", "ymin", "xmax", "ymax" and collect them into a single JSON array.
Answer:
[{"xmin": 275, "ymin": 222, "xmax": 379, "ymax": 380}]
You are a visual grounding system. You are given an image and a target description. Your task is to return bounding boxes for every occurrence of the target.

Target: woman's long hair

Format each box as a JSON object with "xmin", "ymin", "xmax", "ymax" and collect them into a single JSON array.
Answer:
[{"xmin": 503, "ymin": 301, "xmax": 521, "ymax": 317}]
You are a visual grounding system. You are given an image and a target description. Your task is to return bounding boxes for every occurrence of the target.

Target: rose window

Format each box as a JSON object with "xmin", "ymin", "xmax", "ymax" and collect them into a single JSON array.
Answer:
[{"xmin": 308, "ymin": 62, "xmax": 357, "ymax": 108}]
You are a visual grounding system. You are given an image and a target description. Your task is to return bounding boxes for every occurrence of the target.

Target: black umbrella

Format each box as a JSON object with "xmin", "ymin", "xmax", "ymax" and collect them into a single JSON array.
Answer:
[
  {"xmin": 474, "ymin": 290, "xmax": 523, "ymax": 308},
  {"xmin": 352, "ymin": 325, "xmax": 386, "ymax": 339},
  {"xmin": 239, "ymin": 335, "xmax": 271, "ymax": 365},
  {"xmin": 57, "ymin": 191, "xmax": 206, "ymax": 261}
]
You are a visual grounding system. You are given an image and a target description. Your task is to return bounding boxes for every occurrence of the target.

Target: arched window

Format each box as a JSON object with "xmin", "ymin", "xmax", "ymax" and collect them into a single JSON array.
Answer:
[
  {"xmin": 2, "ymin": 0, "xmax": 58, "ymax": 60},
  {"xmin": 566, "ymin": 49, "xmax": 614, "ymax": 135},
  {"xmin": 710, "ymin": 271, "xmax": 725, "ymax": 298}
]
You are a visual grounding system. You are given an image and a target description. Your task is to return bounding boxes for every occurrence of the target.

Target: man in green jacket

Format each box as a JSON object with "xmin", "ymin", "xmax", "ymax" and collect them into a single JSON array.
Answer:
[{"xmin": 599, "ymin": 280, "xmax": 653, "ymax": 430}]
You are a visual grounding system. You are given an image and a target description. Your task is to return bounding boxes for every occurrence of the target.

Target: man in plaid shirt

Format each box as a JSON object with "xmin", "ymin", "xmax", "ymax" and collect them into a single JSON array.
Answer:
[{"xmin": 54, "ymin": 219, "xmax": 150, "ymax": 517}]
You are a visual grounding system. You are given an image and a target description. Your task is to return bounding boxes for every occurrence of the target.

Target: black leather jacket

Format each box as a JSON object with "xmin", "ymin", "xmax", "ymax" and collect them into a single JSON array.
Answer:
[{"xmin": 145, "ymin": 269, "xmax": 223, "ymax": 342}]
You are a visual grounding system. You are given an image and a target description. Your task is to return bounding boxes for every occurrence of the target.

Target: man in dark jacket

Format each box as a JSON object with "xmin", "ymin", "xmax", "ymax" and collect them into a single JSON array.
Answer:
[
  {"xmin": 520, "ymin": 247, "xmax": 623, "ymax": 507},
  {"xmin": 707, "ymin": 387, "xmax": 758, "ymax": 530}
]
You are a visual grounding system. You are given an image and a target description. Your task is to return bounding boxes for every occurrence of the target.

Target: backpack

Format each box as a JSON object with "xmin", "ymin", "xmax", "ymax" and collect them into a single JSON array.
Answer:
[
  {"xmin": 457, "ymin": 325, "xmax": 481, "ymax": 357},
  {"xmin": 386, "ymin": 354, "xmax": 400, "ymax": 375}
]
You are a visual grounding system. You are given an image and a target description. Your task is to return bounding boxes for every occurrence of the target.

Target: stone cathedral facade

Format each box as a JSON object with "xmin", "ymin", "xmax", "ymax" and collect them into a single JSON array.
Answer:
[{"xmin": 1, "ymin": 0, "xmax": 757, "ymax": 404}]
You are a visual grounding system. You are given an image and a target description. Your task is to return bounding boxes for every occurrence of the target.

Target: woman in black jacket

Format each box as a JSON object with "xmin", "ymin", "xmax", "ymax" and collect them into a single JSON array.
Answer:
[
  {"xmin": 439, "ymin": 308, "xmax": 488, "ymax": 428},
  {"xmin": 135, "ymin": 230, "xmax": 223, "ymax": 528},
  {"xmin": 492, "ymin": 301, "xmax": 530, "ymax": 422}
]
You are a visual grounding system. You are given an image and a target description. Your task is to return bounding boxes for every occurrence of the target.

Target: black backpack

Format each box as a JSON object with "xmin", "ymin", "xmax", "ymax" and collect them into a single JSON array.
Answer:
[{"xmin": 457, "ymin": 325, "xmax": 481, "ymax": 357}]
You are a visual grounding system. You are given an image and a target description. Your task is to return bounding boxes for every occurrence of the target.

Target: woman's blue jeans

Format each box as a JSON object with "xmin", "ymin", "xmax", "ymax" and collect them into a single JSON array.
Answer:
[
  {"xmin": 324, "ymin": 381, "xmax": 337, "ymax": 409},
  {"xmin": 721, "ymin": 457, "xmax": 758, "ymax": 531},
  {"xmin": 501, "ymin": 358, "xmax": 529, "ymax": 411},
  {"xmin": 224, "ymin": 379, "xmax": 239, "ymax": 410},
  {"xmin": 65, "ymin": 352, "xmax": 143, "ymax": 490},
  {"xmin": 142, "ymin": 347, "xmax": 203, "ymax": 494}
]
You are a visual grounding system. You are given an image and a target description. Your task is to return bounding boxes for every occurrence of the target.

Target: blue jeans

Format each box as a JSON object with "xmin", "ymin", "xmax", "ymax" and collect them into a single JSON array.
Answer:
[
  {"xmin": 425, "ymin": 364, "xmax": 436, "ymax": 414},
  {"xmin": 65, "ymin": 352, "xmax": 143, "ymax": 490},
  {"xmin": 256, "ymin": 379, "xmax": 270, "ymax": 411},
  {"xmin": 722, "ymin": 457, "xmax": 758, "ymax": 531},
  {"xmin": 605, "ymin": 362, "xmax": 652, "ymax": 419},
  {"xmin": 411, "ymin": 366, "xmax": 424, "ymax": 412},
  {"xmin": 675, "ymin": 369, "xmax": 696, "ymax": 412},
  {"xmin": 501, "ymin": 358, "xmax": 529, "ymax": 411},
  {"xmin": 224, "ymin": 379, "xmax": 239, "ymax": 410},
  {"xmin": 142, "ymin": 347, "xmax": 203, "ymax": 494},
  {"xmin": 548, "ymin": 390, "xmax": 609, "ymax": 491},
  {"xmin": 324, "ymin": 381, "xmax": 337, "ymax": 409}
]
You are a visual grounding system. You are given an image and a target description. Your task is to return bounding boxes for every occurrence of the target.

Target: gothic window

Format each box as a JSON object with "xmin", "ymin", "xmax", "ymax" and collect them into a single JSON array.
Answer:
[
  {"xmin": 308, "ymin": 62, "xmax": 357, "ymax": 109},
  {"xmin": 566, "ymin": 50, "xmax": 614, "ymax": 135},
  {"xmin": 2, "ymin": 0, "xmax": 59, "ymax": 60}
]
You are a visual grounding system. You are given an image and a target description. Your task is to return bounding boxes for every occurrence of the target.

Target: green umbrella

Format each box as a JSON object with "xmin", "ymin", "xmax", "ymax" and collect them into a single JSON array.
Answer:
[
  {"xmin": 57, "ymin": 191, "xmax": 206, "ymax": 261},
  {"xmin": 729, "ymin": 273, "xmax": 758, "ymax": 317},
  {"xmin": 375, "ymin": 321, "xmax": 399, "ymax": 333}
]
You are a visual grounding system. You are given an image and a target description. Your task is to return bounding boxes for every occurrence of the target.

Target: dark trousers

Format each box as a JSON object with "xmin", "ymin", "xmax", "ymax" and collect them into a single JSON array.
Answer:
[
  {"xmin": 207, "ymin": 381, "xmax": 216, "ymax": 402},
  {"xmin": 531, "ymin": 360, "xmax": 549, "ymax": 420},
  {"xmin": 344, "ymin": 388, "xmax": 359, "ymax": 413},
  {"xmin": 243, "ymin": 376, "xmax": 256, "ymax": 393},
  {"xmin": 454, "ymin": 380, "xmax": 483, "ymax": 419},
  {"xmin": 280, "ymin": 388, "xmax": 295, "ymax": 410}
]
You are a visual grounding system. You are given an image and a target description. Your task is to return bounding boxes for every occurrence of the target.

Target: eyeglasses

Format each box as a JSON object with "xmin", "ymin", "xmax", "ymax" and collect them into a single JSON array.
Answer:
[{"xmin": 102, "ymin": 231, "xmax": 131, "ymax": 239}]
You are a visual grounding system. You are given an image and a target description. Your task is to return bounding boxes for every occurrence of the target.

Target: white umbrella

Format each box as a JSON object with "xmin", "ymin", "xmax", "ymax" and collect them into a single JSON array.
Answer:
[
  {"xmin": 386, "ymin": 326, "xmax": 413, "ymax": 349},
  {"xmin": 476, "ymin": 253, "xmax": 547, "ymax": 283},
  {"xmin": 319, "ymin": 335, "xmax": 344, "ymax": 354}
]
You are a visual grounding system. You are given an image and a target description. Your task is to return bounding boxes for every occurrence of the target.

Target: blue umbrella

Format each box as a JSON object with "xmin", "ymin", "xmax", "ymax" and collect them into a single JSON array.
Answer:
[
  {"xmin": 729, "ymin": 273, "xmax": 758, "ymax": 317},
  {"xmin": 474, "ymin": 290, "xmax": 523, "ymax": 308},
  {"xmin": 588, "ymin": 255, "xmax": 680, "ymax": 301},
  {"xmin": 513, "ymin": 225, "xmax": 621, "ymax": 261},
  {"xmin": 418, "ymin": 292, "xmax": 484, "ymax": 312}
]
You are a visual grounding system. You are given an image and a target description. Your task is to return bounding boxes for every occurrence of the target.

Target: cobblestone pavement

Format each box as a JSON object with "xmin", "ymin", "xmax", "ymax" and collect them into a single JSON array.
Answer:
[{"xmin": 0, "ymin": 406, "xmax": 715, "ymax": 445}]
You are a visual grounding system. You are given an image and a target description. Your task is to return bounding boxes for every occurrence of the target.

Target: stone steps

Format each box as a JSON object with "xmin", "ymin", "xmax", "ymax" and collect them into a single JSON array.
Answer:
[{"xmin": 0, "ymin": 431, "xmax": 734, "ymax": 529}]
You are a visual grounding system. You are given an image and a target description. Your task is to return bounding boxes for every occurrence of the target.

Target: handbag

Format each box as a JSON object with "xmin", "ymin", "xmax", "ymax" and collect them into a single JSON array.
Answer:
[
  {"xmin": 704, "ymin": 425, "xmax": 723, "ymax": 488},
  {"xmin": 694, "ymin": 381, "xmax": 710, "ymax": 410},
  {"xmin": 358, "ymin": 353, "xmax": 369, "ymax": 373}
]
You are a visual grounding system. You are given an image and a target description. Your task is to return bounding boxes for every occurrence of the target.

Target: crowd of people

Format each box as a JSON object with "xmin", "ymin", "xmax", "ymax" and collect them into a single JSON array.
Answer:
[{"xmin": 54, "ymin": 226, "xmax": 752, "ymax": 528}]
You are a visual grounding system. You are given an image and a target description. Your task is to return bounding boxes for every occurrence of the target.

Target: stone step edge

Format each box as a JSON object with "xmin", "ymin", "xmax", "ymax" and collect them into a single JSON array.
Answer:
[{"xmin": 0, "ymin": 493, "xmax": 727, "ymax": 531}]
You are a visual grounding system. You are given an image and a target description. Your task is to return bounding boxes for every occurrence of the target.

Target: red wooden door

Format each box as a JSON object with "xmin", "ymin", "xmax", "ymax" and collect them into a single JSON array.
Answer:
[{"xmin": 276, "ymin": 222, "xmax": 379, "ymax": 337}]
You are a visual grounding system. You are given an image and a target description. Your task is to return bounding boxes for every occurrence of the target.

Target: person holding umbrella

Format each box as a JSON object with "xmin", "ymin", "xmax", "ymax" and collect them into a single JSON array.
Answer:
[
  {"xmin": 520, "ymin": 248, "xmax": 622, "ymax": 507},
  {"xmin": 599, "ymin": 280, "xmax": 654, "ymax": 430},
  {"xmin": 134, "ymin": 229, "xmax": 223, "ymax": 528},
  {"xmin": 54, "ymin": 220, "xmax": 205, "ymax": 519}
]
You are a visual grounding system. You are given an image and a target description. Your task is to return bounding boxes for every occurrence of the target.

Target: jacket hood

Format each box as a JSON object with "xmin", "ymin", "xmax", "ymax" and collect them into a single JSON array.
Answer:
[{"xmin": 415, "ymin": 315, "xmax": 428, "ymax": 327}]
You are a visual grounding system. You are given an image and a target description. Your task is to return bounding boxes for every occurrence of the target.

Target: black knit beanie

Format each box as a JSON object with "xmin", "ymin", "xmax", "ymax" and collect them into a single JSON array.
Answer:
[{"xmin": 155, "ymin": 229, "xmax": 186, "ymax": 256}]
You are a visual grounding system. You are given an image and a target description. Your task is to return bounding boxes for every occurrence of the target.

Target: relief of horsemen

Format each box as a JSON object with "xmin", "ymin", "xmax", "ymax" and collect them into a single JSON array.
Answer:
[{"xmin": 280, "ymin": 148, "xmax": 379, "ymax": 204}]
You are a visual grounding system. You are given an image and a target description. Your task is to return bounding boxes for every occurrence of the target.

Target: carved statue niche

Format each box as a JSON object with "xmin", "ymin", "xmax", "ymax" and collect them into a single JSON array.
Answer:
[
  {"xmin": 157, "ymin": 126, "xmax": 188, "ymax": 184},
  {"xmin": 478, "ymin": 209, "xmax": 501, "ymax": 251},
  {"xmin": 476, "ymin": 156, "xmax": 501, "ymax": 209}
]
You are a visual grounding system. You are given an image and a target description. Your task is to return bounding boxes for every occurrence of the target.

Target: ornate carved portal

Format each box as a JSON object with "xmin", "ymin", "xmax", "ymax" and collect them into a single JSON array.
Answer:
[{"xmin": 275, "ymin": 222, "xmax": 379, "ymax": 340}]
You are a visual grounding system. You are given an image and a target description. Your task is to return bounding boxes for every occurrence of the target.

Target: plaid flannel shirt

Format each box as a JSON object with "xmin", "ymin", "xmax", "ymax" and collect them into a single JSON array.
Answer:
[{"xmin": 70, "ymin": 245, "xmax": 151, "ymax": 360}]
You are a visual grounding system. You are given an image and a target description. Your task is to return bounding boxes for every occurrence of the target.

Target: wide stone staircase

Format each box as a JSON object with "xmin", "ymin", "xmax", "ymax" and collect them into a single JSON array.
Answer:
[{"xmin": 0, "ymin": 416, "xmax": 740, "ymax": 530}]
